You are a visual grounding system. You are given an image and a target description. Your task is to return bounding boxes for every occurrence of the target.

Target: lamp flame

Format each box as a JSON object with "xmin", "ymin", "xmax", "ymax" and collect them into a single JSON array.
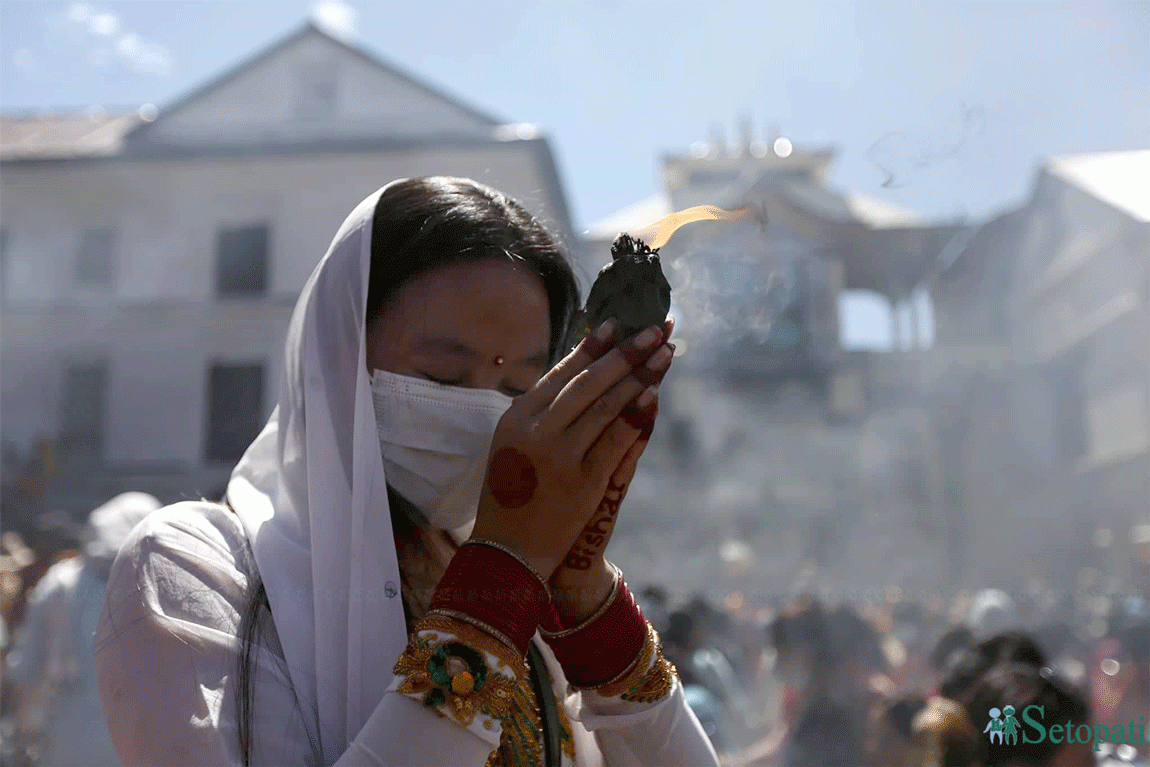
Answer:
[{"xmin": 631, "ymin": 204, "xmax": 764, "ymax": 250}]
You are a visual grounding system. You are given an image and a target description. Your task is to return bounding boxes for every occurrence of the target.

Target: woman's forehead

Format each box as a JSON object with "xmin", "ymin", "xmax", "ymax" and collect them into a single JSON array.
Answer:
[{"xmin": 385, "ymin": 260, "xmax": 550, "ymax": 353}]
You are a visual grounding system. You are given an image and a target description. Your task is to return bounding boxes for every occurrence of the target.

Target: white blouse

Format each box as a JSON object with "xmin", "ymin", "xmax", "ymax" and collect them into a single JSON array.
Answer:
[{"xmin": 94, "ymin": 503, "xmax": 719, "ymax": 766}]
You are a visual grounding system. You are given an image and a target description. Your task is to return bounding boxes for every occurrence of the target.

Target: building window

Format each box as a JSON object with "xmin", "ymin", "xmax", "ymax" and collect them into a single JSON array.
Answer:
[
  {"xmin": 205, "ymin": 363, "xmax": 264, "ymax": 463},
  {"xmin": 75, "ymin": 227, "xmax": 115, "ymax": 288},
  {"xmin": 216, "ymin": 223, "xmax": 269, "ymax": 296},
  {"xmin": 296, "ymin": 64, "xmax": 339, "ymax": 121},
  {"xmin": 59, "ymin": 361, "xmax": 108, "ymax": 462}
]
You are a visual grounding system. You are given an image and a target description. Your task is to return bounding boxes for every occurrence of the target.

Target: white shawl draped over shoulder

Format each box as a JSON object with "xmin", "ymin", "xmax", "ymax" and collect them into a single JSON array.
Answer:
[{"xmin": 225, "ymin": 183, "xmax": 408, "ymax": 760}]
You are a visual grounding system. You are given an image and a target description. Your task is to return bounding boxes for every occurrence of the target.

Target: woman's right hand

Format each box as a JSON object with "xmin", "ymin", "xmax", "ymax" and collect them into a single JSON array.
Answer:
[{"xmin": 469, "ymin": 319, "xmax": 673, "ymax": 579}]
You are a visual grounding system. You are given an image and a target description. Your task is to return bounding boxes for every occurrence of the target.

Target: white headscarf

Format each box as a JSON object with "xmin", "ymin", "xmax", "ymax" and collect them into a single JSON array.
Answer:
[
  {"xmin": 226, "ymin": 182, "xmax": 408, "ymax": 761},
  {"xmin": 84, "ymin": 491, "xmax": 163, "ymax": 579}
]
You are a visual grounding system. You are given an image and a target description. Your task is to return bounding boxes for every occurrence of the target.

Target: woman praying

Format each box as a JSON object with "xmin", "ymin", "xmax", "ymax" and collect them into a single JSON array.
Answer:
[{"xmin": 94, "ymin": 177, "xmax": 719, "ymax": 767}]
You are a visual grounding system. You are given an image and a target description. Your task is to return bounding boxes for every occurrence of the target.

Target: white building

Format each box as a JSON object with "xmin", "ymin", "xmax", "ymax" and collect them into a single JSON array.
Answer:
[
  {"xmin": 1008, "ymin": 151, "xmax": 1149, "ymax": 586},
  {"xmin": 586, "ymin": 135, "xmax": 966, "ymax": 595},
  {"xmin": 0, "ymin": 22, "xmax": 576, "ymax": 521},
  {"xmin": 928, "ymin": 149, "xmax": 1150, "ymax": 587},
  {"xmin": 584, "ymin": 138, "xmax": 960, "ymax": 407}
]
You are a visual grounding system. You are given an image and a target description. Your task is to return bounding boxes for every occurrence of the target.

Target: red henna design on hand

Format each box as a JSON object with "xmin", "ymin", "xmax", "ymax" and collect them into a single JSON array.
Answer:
[
  {"xmin": 562, "ymin": 480, "xmax": 627, "ymax": 571},
  {"xmin": 582, "ymin": 334, "xmax": 613, "ymax": 361},
  {"xmin": 487, "ymin": 447, "xmax": 538, "ymax": 508},
  {"xmin": 620, "ymin": 399, "xmax": 659, "ymax": 431},
  {"xmin": 617, "ymin": 330, "xmax": 662, "ymax": 367},
  {"xmin": 638, "ymin": 400, "xmax": 659, "ymax": 441},
  {"xmin": 564, "ymin": 552, "xmax": 593, "ymax": 570},
  {"xmin": 631, "ymin": 364, "xmax": 670, "ymax": 387},
  {"xmin": 604, "ymin": 479, "xmax": 626, "ymax": 506}
]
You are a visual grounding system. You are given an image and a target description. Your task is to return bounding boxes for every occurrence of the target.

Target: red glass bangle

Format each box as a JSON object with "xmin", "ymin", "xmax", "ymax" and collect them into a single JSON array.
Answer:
[
  {"xmin": 429, "ymin": 544, "xmax": 551, "ymax": 655},
  {"xmin": 542, "ymin": 600, "xmax": 565, "ymax": 635},
  {"xmin": 541, "ymin": 576, "xmax": 647, "ymax": 687}
]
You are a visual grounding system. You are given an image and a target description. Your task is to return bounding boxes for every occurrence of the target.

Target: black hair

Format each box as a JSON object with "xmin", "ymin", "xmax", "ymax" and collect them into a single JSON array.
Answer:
[
  {"xmin": 664, "ymin": 609, "xmax": 698, "ymax": 650},
  {"xmin": 961, "ymin": 663, "xmax": 1088, "ymax": 767},
  {"xmin": 939, "ymin": 630, "xmax": 1047, "ymax": 703},
  {"xmin": 827, "ymin": 604, "xmax": 886, "ymax": 672},
  {"xmin": 783, "ymin": 697, "xmax": 862, "ymax": 767},
  {"xmin": 366, "ymin": 177, "xmax": 581, "ymax": 363},
  {"xmin": 769, "ymin": 600, "xmax": 887, "ymax": 674},
  {"xmin": 883, "ymin": 694, "xmax": 928, "ymax": 740},
  {"xmin": 236, "ymin": 577, "xmax": 275, "ymax": 765},
  {"xmin": 236, "ymin": 178, "xmax": 581, "ymax": 766},
  {"xmin": 769, "ymin": 597, "xmax": 833, "ymax": 664},
  {"xmin": 930, "ymin": 624, "xmax": 976, "ymax": 671}
]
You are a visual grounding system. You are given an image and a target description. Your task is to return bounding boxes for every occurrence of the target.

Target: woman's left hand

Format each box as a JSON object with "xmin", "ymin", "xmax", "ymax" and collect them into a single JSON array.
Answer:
[{"xmin": 549, "ymin": 317, "xmax": 673, "ymax": 625}]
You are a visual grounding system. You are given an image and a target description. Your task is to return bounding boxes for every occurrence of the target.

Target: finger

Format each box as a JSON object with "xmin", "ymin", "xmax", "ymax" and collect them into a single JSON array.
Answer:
[
  {"xmin": 663, "ymin": 315, "xmax": 675, "ymax": 342},
  {"xmin": 582, "ymin": 389, "xmax": 659, "ymax": 481},
  {"xmin": 610, "ymin": 433, "xmax": 649, "ymax": 489},
  {"xmin": 545, "ymin": 326, "xmax": 665, "ymax": 426},
  {"xmin": 555, "ymin": 401, "xmax": 654, "ymax": 578},
  {"xmin": 517, "ymin": 318, "xmax": 617, "ymax": 413},
  {"xmin": 565, "ymin": 343, "xmax": 671, "ymax": 450},
  {"xmin": 619, "ymin": 395, "xmax": 659, "ymax": 446}
]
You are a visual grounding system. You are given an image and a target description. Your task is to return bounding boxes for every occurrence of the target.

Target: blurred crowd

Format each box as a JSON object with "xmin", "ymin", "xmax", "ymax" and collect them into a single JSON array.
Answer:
[
  {"xmin": 637, "ymin": 579, "xmax": 1149, "ymax": 767},
  {"xmin": 1, "ymin": 492, "xmax": 1147, "ymax": 767},
  {"xmin": 1, "ymin": 493, "xmax": 160, "ymax": 767}
]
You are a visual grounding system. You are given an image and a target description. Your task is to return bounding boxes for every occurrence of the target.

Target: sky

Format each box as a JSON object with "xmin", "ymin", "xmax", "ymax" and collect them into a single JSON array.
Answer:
[{"xmin": 1, "ymin": 0, "xmax": 1147, "ymax": 346}]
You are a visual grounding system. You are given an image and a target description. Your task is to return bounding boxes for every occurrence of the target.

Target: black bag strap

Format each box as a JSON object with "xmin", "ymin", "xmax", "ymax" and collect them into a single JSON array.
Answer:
[{"xmin": 526, "ymin": 641, "xmax": 562, "ymax": 767}]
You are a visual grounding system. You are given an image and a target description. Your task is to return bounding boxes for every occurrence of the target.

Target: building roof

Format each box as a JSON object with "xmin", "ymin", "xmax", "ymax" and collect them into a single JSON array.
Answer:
[
  {"xmin": 0, "ymin": 109, "xmax": 144, "ymax": 161},
  {"xmin": 1046, "ymin": 150, "xmax": 1150, "ymax": 223},
  {"xmin": 0, "ymin": 23, "xmax": 577, "ymax": 248},
  {"xmin": 933, "ymin": 204, "xmax": 1028, "ymax": 277},
  {"xmin": 588, "ymin": 162, "xmax": 923, "ymax": 230},
  {"xmin": 124, "ymin": 21, "xmax": 501, "ymax": 147},
  {"xmin": 0, "ymin": 21, "xmax": 504, "ymax": 162},
  {"xmin": 781, "ymin": 181, "xmax": 924, "ymax": 229},
  {"xmin": 586, "ymin": 169, "xmax": 923, "ymax": 245}
]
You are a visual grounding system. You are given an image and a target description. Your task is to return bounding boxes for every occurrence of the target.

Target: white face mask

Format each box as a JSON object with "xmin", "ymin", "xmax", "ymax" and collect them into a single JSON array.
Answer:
[{"xmin": 370, "ymin": 369, "xmax": 513, "ymax": 530}]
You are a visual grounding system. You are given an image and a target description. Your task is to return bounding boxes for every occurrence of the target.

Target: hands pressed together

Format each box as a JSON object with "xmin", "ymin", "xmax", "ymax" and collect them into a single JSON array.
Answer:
[{"xmin": 468, "ymin": 316, "xmax": 675, "ymax": 624}]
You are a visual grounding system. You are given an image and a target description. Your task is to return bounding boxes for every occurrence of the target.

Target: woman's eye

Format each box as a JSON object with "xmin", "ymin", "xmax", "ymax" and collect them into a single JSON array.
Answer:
[
  {"xmin": 420, "ymin": 373, "xmax": 464, "ymax": 387},
  {"xmin": 419, "ymin": 371, "xmax": 528, "ymax": 397}
]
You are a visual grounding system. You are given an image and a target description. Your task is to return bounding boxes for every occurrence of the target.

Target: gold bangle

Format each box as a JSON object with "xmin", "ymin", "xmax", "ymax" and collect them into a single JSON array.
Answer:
[
  {"xmin": 462, "ymin": 539, "xmax": 551, "ymax": 590},
  {"xmin": 540, "ymin": 562, "xmax": 622, "ymax": 639},
  {"xmin": 423, "ymin": 607, "xmax": 521, "ymax": 658}
]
